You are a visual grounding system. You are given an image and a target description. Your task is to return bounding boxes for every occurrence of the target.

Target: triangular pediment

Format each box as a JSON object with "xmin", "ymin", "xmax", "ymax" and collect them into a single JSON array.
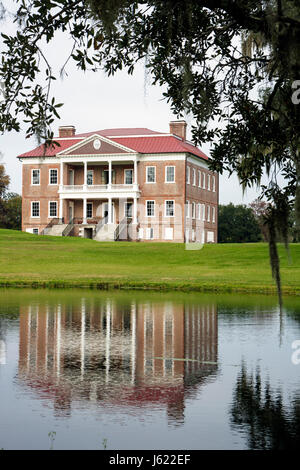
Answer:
[{"xmin": 58, "ymin": 134, "xmax": 136, "ymax": 156}]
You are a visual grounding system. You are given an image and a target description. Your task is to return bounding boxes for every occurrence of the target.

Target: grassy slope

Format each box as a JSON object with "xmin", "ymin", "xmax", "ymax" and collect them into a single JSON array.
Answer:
[{"xmin": 0, "ymin": 229, "xmax": 299, "ymax": 294}]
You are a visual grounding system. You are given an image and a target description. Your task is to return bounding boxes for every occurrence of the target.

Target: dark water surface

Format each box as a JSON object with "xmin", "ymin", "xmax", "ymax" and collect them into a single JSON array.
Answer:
[{"xmin": 0, "ymin": 289, "xmax": 299, "ymax": 450}]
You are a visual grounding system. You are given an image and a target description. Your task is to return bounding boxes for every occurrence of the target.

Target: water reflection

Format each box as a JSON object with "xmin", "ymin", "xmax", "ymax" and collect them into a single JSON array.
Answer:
[
  {"xmin": 230, "ymin": 364, "xmax": 300, "ymax": 449},
  {"xmin": 18, "ymin": 299, "xmax": 218, "ymax": 425},
  {"xmin": 0, "ymin": 317, "xmax": 6, "ymax": 365}
]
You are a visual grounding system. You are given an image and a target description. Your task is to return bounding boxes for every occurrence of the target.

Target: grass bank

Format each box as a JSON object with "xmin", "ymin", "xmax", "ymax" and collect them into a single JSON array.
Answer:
[{"xmin": 0, "ymin": 229, "xmax": 299, "ymax": 295}]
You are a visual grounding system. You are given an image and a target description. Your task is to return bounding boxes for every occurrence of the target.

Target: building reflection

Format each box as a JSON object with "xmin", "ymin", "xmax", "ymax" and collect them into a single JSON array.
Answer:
[{"xmin": 18, "ymin": 299, "xmax": 218, "ymax": 424}]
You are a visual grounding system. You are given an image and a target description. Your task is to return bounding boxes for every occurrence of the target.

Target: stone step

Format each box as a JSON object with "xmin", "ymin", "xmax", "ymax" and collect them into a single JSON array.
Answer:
[{"xmin": 44, "ymin": 224, "xmax": 68, "ymax": 236}]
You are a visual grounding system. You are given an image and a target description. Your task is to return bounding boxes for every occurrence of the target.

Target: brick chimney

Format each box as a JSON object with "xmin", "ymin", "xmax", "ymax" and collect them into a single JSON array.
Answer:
[
  {"xmin": 58, "ymin": 126, "xmax": 76, "ymax": 138},
  {"xmin": 169, "ymin": 120, "xmax": 187, "ymax": 141}
]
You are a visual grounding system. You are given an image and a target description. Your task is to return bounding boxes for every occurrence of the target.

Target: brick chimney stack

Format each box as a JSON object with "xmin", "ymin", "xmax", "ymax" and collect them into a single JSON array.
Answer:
[
  {"xmin": 169, "ymin": 120, "xmax": 187, "ymax": 141},
  {"xmin": 58, "ymin": 126, "xmax": 76, "ymax": 138}
]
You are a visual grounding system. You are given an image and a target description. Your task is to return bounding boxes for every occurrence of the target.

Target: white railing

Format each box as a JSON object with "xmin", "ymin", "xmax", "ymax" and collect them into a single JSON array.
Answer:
[{"xmin": 60, "ymin": 184, "xmax": 138, "ymax": 192}]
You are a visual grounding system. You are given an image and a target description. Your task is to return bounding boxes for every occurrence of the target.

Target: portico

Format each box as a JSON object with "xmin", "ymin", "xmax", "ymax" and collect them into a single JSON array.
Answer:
[{"xmin": 58, "ymin": 155, "xmax": 140, "ymax": 225}]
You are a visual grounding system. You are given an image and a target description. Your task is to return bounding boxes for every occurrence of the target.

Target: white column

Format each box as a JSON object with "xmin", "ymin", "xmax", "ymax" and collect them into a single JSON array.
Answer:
[
  {"xmin": 108, "ymin": 197, "xmax": 112, "ymax": 224},
  {"xmin": 83, "ymin": 198, "xmax": 87, "ymax": 224},
  {"xmin": 59, "ymin": 198, "xmax": 63, "ymax": 223},
  {"xmin": 60, "ymin": 161, "xmax": 64, "ymax": 187},
  {"xmin": 133, "ymin": 197, "xmax": 137, "ymax": 224},
  {"xmin": 81, "ymin": 299, "xmax": 86, "ymax": 378},
  {"xmin": 105, "ymin": 300, "xmax": 111, "ymax": 383},
  {"xmin": 84, "ymin": 161, "xmax": 87, "ymax": 189},
  {"xmin": 134, "ymin": 160, "xmax": 138, "ymax": 186},
  {"xmin": 108, "ymin": 160, "xmax": 112, "ymax": 187}
]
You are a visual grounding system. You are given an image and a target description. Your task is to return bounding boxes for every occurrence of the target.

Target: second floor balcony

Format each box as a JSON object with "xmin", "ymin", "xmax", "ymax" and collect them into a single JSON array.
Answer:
[{"xmin": 59, "ymin": 183, "xmax": 140, "ymax": 198}]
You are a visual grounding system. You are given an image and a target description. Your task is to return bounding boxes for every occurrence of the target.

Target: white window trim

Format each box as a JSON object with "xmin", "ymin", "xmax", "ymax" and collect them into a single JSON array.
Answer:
[
  {"xmin": 146, "ymin": 200, "xmax": 155, "ymax": 217},
  {"xmin": 202, "ymin": 204, "xmax": 205, "ymax": 221},
  {"xmin": 146, "ymin": 166, "xmax": 156, "ymax": 183},
  {"xmin": 31, "ymin": 169, "xmax": 40, "ymax": 186},
  {"xmin": 186, "ymin": 200, "xmax": 190, "ymax": 218},
  {"xmin": 197, "ymin": 203, "xmax": 201, "ymax": 220},
  {"xmin": 192, "ymin": 202, "xmax": 196, "ymax": 219},
  {"xmin": 212, "ymin": 175, "xmax": 216, "ymax": 192},
  {"xmin": 212, "ymin": 206, "xmax": 216, "ymax": 223},
  {"xmin": 207, "ymin": 174, "xmax": 211, "ymax": 191},
  {"xmin": 186, "ymin": 166, "xmax": 190, "ymax": 184},
  {"xmin": 86, "ymin": 202, "xmax": 93, "ymax": 219},
  {"xmin": 48, "ymin": 201, "xmax": 58, "ymax": 218},
  {"xmin": 165, "ymin": 200, "xmax": 175, "ymax": 217},
  {"xmin": 31, "ymin": 201, "xmax": 40, "ymax": 218},
  {"xmin": 202, "ymin": 172, "xmax": 205, "ymax": 190},
  {"xmin": 49, "ymin": 168, "xmax": 58, "ymax": 185},
  {"xmin": 124, "ymin": 168, "xmax": 133, "ymax": 185},
  {"xmin": 192, "ymin": 168, "xmax": 196, "ymax": 186},
  {"xmin": 165, "ymin": 166, "xmax": 175, "ymax": 183},
  {"xmin": 207, "ymin": 205, "xmax": 210, "ymax": 222},
  {"xmin": 198, "ymin": 170, "xmax": 201, "ymax": 188}
]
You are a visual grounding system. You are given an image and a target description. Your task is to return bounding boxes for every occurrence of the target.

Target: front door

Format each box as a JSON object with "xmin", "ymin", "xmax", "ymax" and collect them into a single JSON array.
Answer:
[
  {"xmin": 68, "ymin": 202, "xmax": 74, "ymax": 223},
  {"xmin": 69, "ymin": 169, "xmax": 74, "ymax": 185},
  {"xmin": 103, "ymin": 203, "xmax": 115, "ymax": 223}
]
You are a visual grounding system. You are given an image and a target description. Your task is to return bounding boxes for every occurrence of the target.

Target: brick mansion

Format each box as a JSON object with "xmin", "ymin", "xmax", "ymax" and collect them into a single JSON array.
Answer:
[{"xmin": 18, "ymin": 120, "xmax": 218, "ymax": 243}]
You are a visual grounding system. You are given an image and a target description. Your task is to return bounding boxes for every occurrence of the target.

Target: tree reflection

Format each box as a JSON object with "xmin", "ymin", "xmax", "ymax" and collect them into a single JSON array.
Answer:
[{"xmin": 230, "ymin": 364, "xmax": 300, "ymax": 449}]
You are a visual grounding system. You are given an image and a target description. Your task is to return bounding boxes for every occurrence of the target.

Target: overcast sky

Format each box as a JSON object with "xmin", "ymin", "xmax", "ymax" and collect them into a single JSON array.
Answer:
[{"xmin": 1, "ymin": 1, "xmax": 268, "ymax": 204}]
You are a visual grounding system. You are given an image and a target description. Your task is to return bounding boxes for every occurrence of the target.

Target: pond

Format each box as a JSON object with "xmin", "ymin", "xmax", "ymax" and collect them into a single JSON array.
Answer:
[{"xmin": 0, "ymin": 289, "xmax": 299, "ymax": 450}]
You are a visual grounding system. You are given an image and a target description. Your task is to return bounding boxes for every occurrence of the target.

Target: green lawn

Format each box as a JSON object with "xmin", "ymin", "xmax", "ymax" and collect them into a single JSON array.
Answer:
[{"xmin": 0, "ymin": 229, "xmax": 299, "ymax": 294}]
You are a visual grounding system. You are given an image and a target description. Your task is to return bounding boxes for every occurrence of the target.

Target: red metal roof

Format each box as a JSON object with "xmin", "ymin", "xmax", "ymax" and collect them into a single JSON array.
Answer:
[
  {"xmin": 18, "ymin": 139, "xmax": 83, "ymax": 158},
  {"xmin": 17, "ymin": 129, "xmax": 208, "ymax": 160},
  {"xmin": 111, "ymin": 136, "xmax": 208, "ymax": 160}
]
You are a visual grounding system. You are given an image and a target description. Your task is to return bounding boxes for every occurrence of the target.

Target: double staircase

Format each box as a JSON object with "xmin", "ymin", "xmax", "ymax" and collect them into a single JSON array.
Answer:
[{"xmin": 42, "ymin": 217, "xmax": 135, "ymax": 241}]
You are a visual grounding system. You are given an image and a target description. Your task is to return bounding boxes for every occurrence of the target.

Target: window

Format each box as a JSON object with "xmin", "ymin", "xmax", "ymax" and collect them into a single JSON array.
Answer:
[
  {"xmin": 146, "ymin": 200, "xmax": 155, "ymax": 217},
  {"xmin": 124, "ymin": 169, "xmax": 133, "ymax": 185},
  {"xmin": 165, "ymin": 200, "xmax": 174, "ymax": 217},
  {"xmin": 31, "ymin": 201, "xmax": 40, "ymax": 218},
  {"xmin": 125, "ymin": 202, "xmax": 133, "ymax": 218},
  {"xmin": 192, "ymin": 202, "xmax": 196, "ymax": 219},
  {"xmin": 207, "ymin": 174, "xmax": 211, "ymax": 191},
  {"xmin": 192, "ymin": 169, "xmax": 196, "ymax": 186},
  {"xmin": 87, "ymin": 202, "xmax": 93, "ymax": 218},
  {"xmin": 49, "ymin": 169, "xmax": 58, "ymax": 185},
  {"xmin": 186, "ymin": 166, "xmax": 190, "ymax": 184},
  {"xmin": 207, "ymin": 231, "xmax": 214, "ymax": 243},
  {"xmin": 32, "ymin": 228, "xmax": 39, "ymax": 235},
  {"xmin": 197, "ymin": 203, "xmax": 201, "ymax": 220},
  {"xmin": 146, "ymin": 227, "xmax": 154, "ymax": 239},
  {"xmin": 164, "ymin": 228, "xmax": 173, "ymax": 240},
  {"xmin": 32, "ymin": 169, "xmax": 40, "ymax": 185},
  {"xmin": 198, "ymin": 170, "xmax": 201, "ymax": 187},
  {"xmin": 165, "ymin": 166, "xmax": 175, "ymax": 183},
  {"xmin": 202, "ymin": 204, "xmax": 205, "ymax": 221},
  {"xmin": 207, "ymin": 205, "xmax": 210, "ymax": 222},
  {"xmin": 212, "ymin": 175, "xmax": 216, "ymax": 192},
  {"xmin": 146, "ymin": 166, "xmax": 156, "ymax": 183},
  {"xmin": 186, "ymin": 200, "xmax": 190, "ymax": 218},
  {"xmin": 212, "ymin": 206, "xmax": 216, "ymax": 223},
  {"xmin": 49, "ymin": 201, "xmax": 57, "ymax": 218},
  {"xmin": 138, "ymin": 228, "xmax": 144, "ymax": 239},
  {"xmin": 87, "ymin": 170, "xmax": 93, "ymax": 185},
  {"xmin": 201, "ymin": 172, "xmax": 205, "ymax": 189}
]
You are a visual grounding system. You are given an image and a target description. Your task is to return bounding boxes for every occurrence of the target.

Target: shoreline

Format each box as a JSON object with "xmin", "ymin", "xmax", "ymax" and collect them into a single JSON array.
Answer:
[{"xmin": 0, "ymin": 278, "xmax": 299, "ymax": 296}]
